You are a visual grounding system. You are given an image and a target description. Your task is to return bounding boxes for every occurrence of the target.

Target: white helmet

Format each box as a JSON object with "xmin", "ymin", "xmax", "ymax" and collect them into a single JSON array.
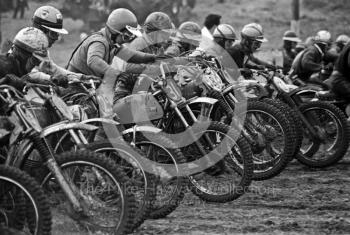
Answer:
[
  {"xmin": 13, "ymin": 27, "xmax": 49, "ymax": 61},
  {"xmin": 315, "ymin": 30, "xmax": 331, "ymax": 45},
  {"xmin": 336, "ymin": 34, "xmax": 350, "ymax": 45},
  {"xmin": 33, "ymin": 6, "xmax": 68, "ymax": 34},
  {"xmin": 241, "ymin": 23, "xmax": 267, "ymax": 42}
]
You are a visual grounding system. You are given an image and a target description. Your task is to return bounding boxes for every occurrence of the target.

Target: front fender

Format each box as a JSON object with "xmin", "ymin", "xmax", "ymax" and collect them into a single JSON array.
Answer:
[
  {"xmin": 40, "ymin": 121, "xmax": 98, "ymax": 138},
  {"xmin": 188, "ymin": 97, "xmax": 218, "ymax": 106},
  {"xmin": 80, "ymin": 118, "xmax": 121, "ymax": 126},
  {"xmin": 122, "ymin": 126, "xmax": 162, "ymax": 135}
]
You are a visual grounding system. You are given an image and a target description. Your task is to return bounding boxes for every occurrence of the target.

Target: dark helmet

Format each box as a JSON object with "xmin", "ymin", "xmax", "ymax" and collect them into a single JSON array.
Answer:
[{"xmin": 283, "ymin": 30, "xmax": 301, "ymax": 42}]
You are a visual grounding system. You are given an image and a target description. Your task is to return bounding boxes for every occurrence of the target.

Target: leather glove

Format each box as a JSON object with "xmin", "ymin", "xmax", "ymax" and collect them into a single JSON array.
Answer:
[
  {"xmin": 265, "ymin": 64, "xmax": 277, "ymax": 70},
  {"xmin": 52, "ymin": 74, "xmax": 69, "ymax": 88},
  {"xmin": 239, "ymin": 68, "xmax": 253, "ymax": 77},
  {"xmin": 0, "ymin": 74, "xmax": 26, "ymax": 91},
  {"xmin": 255, "ymin": 65, "xmax": 266, "ymax": 70}
]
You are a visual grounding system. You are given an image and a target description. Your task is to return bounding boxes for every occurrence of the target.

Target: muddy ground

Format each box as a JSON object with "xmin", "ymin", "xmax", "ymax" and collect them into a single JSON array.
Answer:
[{"xmin": 52, "ymin": 158, "xmax": 350, "ymax": 235}]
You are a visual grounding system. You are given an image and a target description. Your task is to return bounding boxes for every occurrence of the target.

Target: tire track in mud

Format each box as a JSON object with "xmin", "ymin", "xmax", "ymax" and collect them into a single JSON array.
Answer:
[
  {"xmin": 51, "ymin": 159, "xmax": 350, "ymax": 234},
  {"xmin": 133, "ymin": 160, "xmax": 350, "ymax": 235}
]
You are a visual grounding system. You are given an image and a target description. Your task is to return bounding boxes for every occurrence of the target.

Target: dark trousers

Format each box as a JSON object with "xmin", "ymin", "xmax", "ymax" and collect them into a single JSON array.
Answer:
[
  {"xmin": 13, "ymin": 4, "xmax": 25, "ymax": 19},
  {"xmin": 331, "ymin": 73, "xmax": 350, "ymax": 102}
]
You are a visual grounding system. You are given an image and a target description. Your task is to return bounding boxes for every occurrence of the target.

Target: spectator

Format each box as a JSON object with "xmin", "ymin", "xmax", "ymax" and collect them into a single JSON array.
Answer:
[
  {"xmin": 282, "ymin": 30, "xmax": 301, "ymax": 74},
  {"xmin": 13, "ymin": 0, "xmax": 28, "ymax": 19},
  {"xmin": 201, "ymin": 14, "xmax": 221, "ymax": 40}
]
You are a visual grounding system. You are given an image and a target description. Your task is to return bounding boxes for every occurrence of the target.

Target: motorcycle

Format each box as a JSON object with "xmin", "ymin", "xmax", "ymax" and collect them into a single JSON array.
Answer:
[
  {"xmin": 249, "ymin": 69, "xmax": 350, "ymax": 168},
  {"xmin": 0, "ymin": 84, "xmax": 136, "ymax": 234},
  {"xmin": 176, "ymin": 56, "xmax": 296, "ymax": 181}
]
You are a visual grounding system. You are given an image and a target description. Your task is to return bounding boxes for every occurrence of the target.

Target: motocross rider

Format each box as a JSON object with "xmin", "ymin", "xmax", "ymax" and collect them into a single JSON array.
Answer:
[
  {"xmin": 227, "ymin": 23, "xmax": 276, "ymax": 71},
  {"xmin": 289, "ymin": 30, "xmax": 332, "ymax": 82}
]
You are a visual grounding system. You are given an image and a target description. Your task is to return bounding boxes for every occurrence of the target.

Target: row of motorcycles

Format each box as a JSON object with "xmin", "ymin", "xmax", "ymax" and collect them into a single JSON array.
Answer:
[{"xmin": 0, "ymin": 53, "xmax": 348, "ymax": 234}]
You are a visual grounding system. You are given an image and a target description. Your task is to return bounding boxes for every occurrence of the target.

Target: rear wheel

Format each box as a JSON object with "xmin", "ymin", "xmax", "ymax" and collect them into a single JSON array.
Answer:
[{"xmin": 295, "ymin": 101, "xmax": 350, "ymax": 167}]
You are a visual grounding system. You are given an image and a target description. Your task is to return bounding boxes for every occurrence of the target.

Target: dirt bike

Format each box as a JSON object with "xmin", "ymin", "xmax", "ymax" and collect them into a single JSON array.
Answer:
[
  {"xmin": 0, "ymin": 84, "xmax": 136, "ymax": 234},
  {"xmin": 0, "ymin": 165, "xmax": 51, "ymax": 235},
  {"xmin": 62, "ymin": 75, "xmax": 188, "ymax": 220},
  {"xmin": 114, "ymin": 62, "xmax": 254, "ymax": 203},
  {"xmin": 176, "ymin": 56, "xmax": 296, "ymax": 181},
  {"xmin": 250, "ymin": 69, "xmax": 350, "ymax": 168}
]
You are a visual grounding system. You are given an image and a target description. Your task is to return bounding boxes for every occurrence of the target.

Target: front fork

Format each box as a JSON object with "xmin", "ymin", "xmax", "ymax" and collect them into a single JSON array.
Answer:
[
  {"xmin": 174, "ymin": 103, "xmax": 216, "ymax": 156},
  {"xmin": 33, "ymin": 134, "xmax": 84, "ymax": 213}
]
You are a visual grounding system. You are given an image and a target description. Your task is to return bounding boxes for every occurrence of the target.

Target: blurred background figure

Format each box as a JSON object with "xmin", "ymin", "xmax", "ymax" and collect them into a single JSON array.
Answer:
[
  {"xmin": 305, "ymin": 36, "xmax": 315, "ymax": 48},
  {"xmin": 282, "ymin": 30, "xmax": 301, "ymax": 74},
  {"xmin": 335, "ymin": 34, "xmax": 350, "ymax": 53},
  {"xmin": 201, "ymin": 13, "xmax": 221, "ymax": 40},
  {"xmin": 13, "ymin": 0, "xmax": 28, "ymax": 19}
]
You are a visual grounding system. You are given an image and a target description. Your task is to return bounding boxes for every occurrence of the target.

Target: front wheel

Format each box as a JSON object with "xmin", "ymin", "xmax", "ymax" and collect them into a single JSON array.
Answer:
[
  {"xmin": 184, "ymin": 122, "xmax": 253, "ymax": 203},
  {"xmin": 295, "ymin": 101, "xmax": 350, "ymax": 167},
  {"xmin": 39, "ymin": 150, "xmax": 136, "ymax": 235},
  {"xmin": 0, "ymin": 165, "xmax": 52, "ymax": 235},
  {"xmin": 86, "ymin": 141, "xmax": 156, "ymax": 232},
  {"xmin": 123, "ymin": 132, "xmax": 187, "ymax": 219}
]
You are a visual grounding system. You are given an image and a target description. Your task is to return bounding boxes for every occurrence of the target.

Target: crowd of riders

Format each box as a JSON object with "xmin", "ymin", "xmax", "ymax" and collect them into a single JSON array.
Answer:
[
  {"xmin": 1, "ymin": 4, "xmax": 350, "ymax": 234},
  {"xmin": 1, "ymin": 5, "xmax": 349, "ymax": 108}
]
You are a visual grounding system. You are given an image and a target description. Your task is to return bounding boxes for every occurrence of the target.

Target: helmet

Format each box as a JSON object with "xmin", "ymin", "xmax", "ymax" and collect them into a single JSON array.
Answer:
[
  {"xmin": 33, "ymin": 6, "xmax": 68, "ymax": 34},
  {"xmin": 283, "ymin": 30, "xmax": 301, "ymax": 42},
  {"xmin": 179, "ymin": 21, "xmax": 201, "ymax": 34},
  {"xmin": 13, "ymin": 27, "xmax": 49, "ymax": 60},
  {"xmin": 144, "ymin": 12, "xmax": 173, "ymax": 32},
  {"xmin": 106, "ymin": 8, "xmax": 139, "ymax": 34},
  {"xmin": 336, "ymin": 34, "xmax": 350, "ymax": 45},
  {"xmin": 305, "ymin": 36, "xmax": 315, "ymax": 47},
  {"xmin": 241, "ymin": 23, "xmax": 267, "ymax": 42},
  {"xmin": 213, "ymin": 24, "xmax": 237, "ymax": 40},
  {"xmin": 314, "ymin": 30, "xmax": 332, "ymax": 45}
]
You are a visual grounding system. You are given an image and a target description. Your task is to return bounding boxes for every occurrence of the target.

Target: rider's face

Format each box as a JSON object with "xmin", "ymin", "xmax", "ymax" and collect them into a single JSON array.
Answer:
[
  {"xmin": 224, "ymin": 39, "xmax": 235, "ymax": 49},
  {"xmin": 251, "ymin": 40, "xmax": 262, "ymax": 51},
  {"xmin": 25, "ymin": 56, "xmax": 41, "ymax": 73}
]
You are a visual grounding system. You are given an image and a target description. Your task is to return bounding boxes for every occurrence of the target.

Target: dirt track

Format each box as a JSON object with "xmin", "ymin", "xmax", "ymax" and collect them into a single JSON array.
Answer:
[{"xmin": 52, "ymin": 159, "xmax": 350, "ymax": 235}]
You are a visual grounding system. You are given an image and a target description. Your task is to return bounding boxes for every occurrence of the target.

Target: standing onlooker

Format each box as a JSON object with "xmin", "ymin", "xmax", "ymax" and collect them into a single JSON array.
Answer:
[
  {"xmin": 13, "ymin": 0, "xmax": 28, "ymax": 19},
  {"xmin": 282, "ymin": 30, "xmax": 301, "ymax": 74},
  {"xmin": 201, "ymin": 13, "xmax": 221, "ymax": 40}
]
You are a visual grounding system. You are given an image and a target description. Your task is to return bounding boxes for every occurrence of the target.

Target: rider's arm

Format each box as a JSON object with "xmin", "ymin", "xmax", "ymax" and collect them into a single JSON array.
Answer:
[
  {"xmin": 249, "ymin": 54, "xmax": 275, "ymax": 69},
  {"xmin": 38, "ymin": 60, "xmax": 84, "ymax": 81},
  {"xmin": 87, "ymin": 41, "xmax": 111, "ymax": 76},
  {"xmin": 116, "ymin": 45, "xmax": 156, "ymax": 64}
]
